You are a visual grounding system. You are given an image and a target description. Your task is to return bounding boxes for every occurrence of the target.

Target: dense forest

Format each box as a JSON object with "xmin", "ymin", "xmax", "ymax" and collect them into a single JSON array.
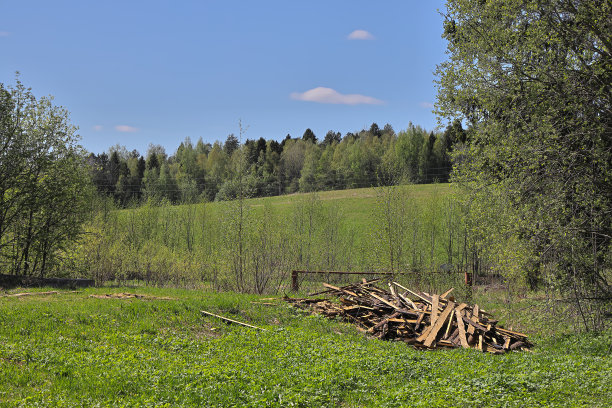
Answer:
[{"xmin": 87, "ymin": 121, "xmax": 463, "ymax": 205}]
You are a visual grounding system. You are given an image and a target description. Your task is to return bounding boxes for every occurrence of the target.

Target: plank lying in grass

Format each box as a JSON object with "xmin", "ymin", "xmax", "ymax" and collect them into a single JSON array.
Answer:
[
  {"xmin": 200, "ymin": 310, "xmax": 266, "ymax": 331},
  {"xmin": 2, "ymin": 291, "xmax": 60, "ymax": 298},
  {"xmin": 89, "ymin": 293, "xmax": 174, "ymax": 300}
]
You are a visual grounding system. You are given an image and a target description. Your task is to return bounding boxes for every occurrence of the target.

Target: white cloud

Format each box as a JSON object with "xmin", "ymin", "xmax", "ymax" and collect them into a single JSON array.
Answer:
[
  {"xmin": 115, "ymin": 125, "xmax": 139, "ymax": 133},
  {"xmin": 93, "ymin": 125, "xmax": 103, "ymax": 131},
  {"xmin": 347, "ymin": 30, "xmax": 374, "ymax": 40},
  {"xmin": 419, "ymin": 102, "xmax": 434, "ymax": 109},
  {"xmin": 0, "ymin": 31, "xmax": 10, "ymax": 37},
  {"xmin": 290, "ymin": 87, "xmax": 384, "ymax": 105}
]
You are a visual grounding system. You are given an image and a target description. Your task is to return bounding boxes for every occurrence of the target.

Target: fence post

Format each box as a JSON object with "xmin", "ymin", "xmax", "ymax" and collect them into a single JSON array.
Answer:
[
  {"xmin": 291, "ymin": 270, "xmax": 299, "ymax": 292},
  {"xmin": 464, "ymin": 271, "xmax": 473, "ymax": 286}
]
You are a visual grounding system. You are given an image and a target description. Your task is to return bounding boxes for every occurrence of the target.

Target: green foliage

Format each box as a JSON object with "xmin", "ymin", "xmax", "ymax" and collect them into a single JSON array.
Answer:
[
  {"xmin": 0, "ymin": 288, "xmax": 609, "ymax": 406},
  {"xmin": 0, "ymin": 79, "xmax": 93, "ymax": 277},
  {"xmin": 88, "ymin": 123, "xmax": 453, "ymax": 206},
  {"xmin": 436, "ymin": 0, "xmax": 612, "ymax": 329},
  {"xmin": 71, "ymin": 184, "xmax": 473, "ymax": 295}
]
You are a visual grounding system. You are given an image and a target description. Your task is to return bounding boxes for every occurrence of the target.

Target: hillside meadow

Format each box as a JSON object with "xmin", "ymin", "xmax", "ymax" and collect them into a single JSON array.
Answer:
[
  {"xmin": 0, "ymin": 286, "xmax": 610, "ymax": 407},
  {"xmin": 68, "ymin": 184, "xmax": 469, "ymax": 295}
]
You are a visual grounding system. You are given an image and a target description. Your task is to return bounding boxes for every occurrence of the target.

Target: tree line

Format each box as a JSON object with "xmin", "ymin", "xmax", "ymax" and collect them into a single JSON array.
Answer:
[{"xmin": 87, "ymin": 121, "xmax": 463, "ymax": 205}]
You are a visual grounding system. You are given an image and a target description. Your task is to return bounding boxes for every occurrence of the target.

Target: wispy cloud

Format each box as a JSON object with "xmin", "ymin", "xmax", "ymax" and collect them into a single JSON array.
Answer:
[
  {"xmin": 93, "ymin": 125, "xmax": 103, "ymax": 131},
  {"xmin": 290, "ymin": 87, "xmax": 384, "ymax": 105},
  {"xmin": 0, "ymin": 31, "xmax": 10, "ymax": 37},
  {"xmin": 115, "ymin": 125, "xmax": 139, "ymax": 133},
  {"xmin": 347, "ymin": 29, "xmax": 374, "ymax": 40},
  {"xmin": 419, "ymin": 101, "xmax": 434, "ymax": 109}
]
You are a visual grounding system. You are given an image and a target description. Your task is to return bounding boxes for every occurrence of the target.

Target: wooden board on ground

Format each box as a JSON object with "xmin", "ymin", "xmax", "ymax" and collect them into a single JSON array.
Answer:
[
  {"xmin": 89, "ymin": 293, "xmax": 174, "ymax": 300},
  {"xmin": 201, "ymin": 310, "xmax": 266, "ymax": 331}
]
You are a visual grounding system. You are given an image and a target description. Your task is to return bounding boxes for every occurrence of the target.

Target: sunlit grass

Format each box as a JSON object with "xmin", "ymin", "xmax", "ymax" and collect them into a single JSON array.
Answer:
[{"xmin": 1, "ymin": 286, "xmax": 609, "ymax": 407}]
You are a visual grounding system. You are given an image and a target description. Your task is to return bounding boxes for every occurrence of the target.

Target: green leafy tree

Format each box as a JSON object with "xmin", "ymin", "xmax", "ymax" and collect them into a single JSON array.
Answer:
[
  {"xmin": 0, "ymin": 78, "xmax": 93, "ymax": 277},
  {"xmin": 436, "ymin": 0, "xmax": 612, "ymax": 329}
]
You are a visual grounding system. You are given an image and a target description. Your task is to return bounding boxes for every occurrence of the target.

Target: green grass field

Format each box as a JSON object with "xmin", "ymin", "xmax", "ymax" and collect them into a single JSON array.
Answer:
[
  {"xmin": 83, "ymin": 183, "xmax": 462, "ymax": 292},
  {"xmin": 1, "ymin": 286, "xmax": 610, "ymax": 407}
]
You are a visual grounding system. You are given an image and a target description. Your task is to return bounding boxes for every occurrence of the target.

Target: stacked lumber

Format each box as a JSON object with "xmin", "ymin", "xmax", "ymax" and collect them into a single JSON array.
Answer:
[{"xmin": 285, "ymin": 279, "xmax": 532, "ymax": 353}]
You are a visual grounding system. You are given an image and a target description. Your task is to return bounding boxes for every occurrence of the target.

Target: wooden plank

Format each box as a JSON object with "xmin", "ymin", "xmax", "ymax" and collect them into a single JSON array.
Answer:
[
  {"xmin": 503, "ymin": 336, "xmax": 511, "ymax": 350},
  {"xmin": 4, "ymin": 291, "xmax": 59, "ymax": 298},
  {"xmin": 436, "ymin": 339, "xmax": 455, "ymax": 348},
  {"xmin": 415, "ymin": 310, "xmax": 426, "ymax": 328},
  {"xmin": 392, "ymin": 282, "xmax": 432, "ymax": 305},
  {"xmin": 367, "ymin": 312, "xmax": 400, "ymax": 333},
  {"xmin": 478, "ymin": 334, "xmax": 483, "ymax": 351},
  {"xmin": 342, "ymin": 304, "xmax": 375, "ymax": 312},
  {"xmin": 416, "ymin": 323, "xmax": 433, "ymax": 342},
  {"xmin": 440, "ymin": 287, "xmax": 454, "ymax": 299},
  {"xmin": 462, "ymin": 315, "xmax": 488, "ymax": 332},
  {"xmin": 419, "ymin": 292, "xmax": 434, "ymax": 304},
  {"xmin": 201, "ymin": 310, "xmax": 266, "ymax": 331},
  {"xmin": 423, "ymin": 301, "xmax": 456, "ymax": 347},
  {"xmin": 456, "ymin": 310, "xmax": 469, "ymax": 348},
  {"xmin": 322, "ymin": 283, "xmax": 359, "ymax": 297},
  {"xmin": 397, "ymin": 308, "xmax": 424, "ymax": 317},
  {"xmin": 369, "ymin": 293, "xmax": 401, "ymax": 310},
  {"xmin": 388, "ymin": 318, "xmax": 418, "ymax": 324},
  {"xmin": 293, "ymin": 270, "xmax": 399, "ymax": 276},
  {"xmin": 307, "ymin": 278, "xmax": 383, "ymax": 296},
  {"xmin": 398, "ymin": 293, "xmax": 417, "ymax": 309},
  {"xmin": 496, "ymin": 327, "xmax": 528, "ymax": 339},
  {"xmin": 443, "ymin": 310, "xmax": 455, "ymax": 339},
  {"xmin": 431, "ymin": 294, "xmax": 440, "ymax": 326}
]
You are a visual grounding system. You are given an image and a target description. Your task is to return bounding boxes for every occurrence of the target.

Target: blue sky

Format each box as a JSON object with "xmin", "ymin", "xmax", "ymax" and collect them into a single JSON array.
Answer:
[{"xmin": 1, "ymin": 0, "xmax": 448, "ymax": 155}]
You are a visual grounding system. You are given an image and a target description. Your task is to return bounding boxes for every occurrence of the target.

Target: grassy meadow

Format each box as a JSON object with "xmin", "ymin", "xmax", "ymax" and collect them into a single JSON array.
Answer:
[
  {"xmin": 70, "ymin": 184, "xmax": 467, "ymax": 294},
  {"xmin": 1, "ymin": 286, "xmax": 610, "ymax": 407},
  {"xmin": 6, "ymin": 184, "xmax": 608, "ymax": 407}
]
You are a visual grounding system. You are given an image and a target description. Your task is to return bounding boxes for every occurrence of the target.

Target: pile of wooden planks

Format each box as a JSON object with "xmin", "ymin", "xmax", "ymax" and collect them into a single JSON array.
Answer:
[{"xmin": 285, "ymin": 279, "xmax": 532, "ymax": 353}]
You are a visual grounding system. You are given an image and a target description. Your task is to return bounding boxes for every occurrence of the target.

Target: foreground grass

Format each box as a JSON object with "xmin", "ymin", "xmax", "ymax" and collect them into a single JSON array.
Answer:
[{"xmin": 1, "ymin": 287, "xmax": 610, "ymax": 407}]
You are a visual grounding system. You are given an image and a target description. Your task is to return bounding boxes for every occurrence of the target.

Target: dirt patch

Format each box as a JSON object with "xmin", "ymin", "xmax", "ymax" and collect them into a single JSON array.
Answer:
[
  {"xmin": 0, "ymin": 356, "xmax": 26, "ymax": 366},
  {"xmin": 191, "ymin": 322, "xmax": 222, "ymax": 339}
]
